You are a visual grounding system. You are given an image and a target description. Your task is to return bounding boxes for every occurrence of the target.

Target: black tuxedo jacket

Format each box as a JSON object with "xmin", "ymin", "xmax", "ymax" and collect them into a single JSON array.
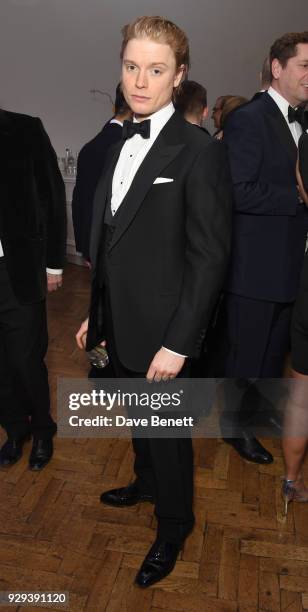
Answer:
[
  {"xmin": 0, "ymin": 110, "xmax": 66, "ymax": 304},
  {"xmin": 197, "ymin": 125, "xmax": 211, "ymax": 136},
  {"xmin": 72, "ymin": 120, "xmax": 123, "ymax": 259},
  {"xmin": 250, "ymin": 91, "xmax": 265, "ymax": 102},
  {"xmin": 299, "ymin": 131, "xmax": 308, "ymax": 192},
  {"xmin": 87, "ymin": 111, "xmax": 233, "ymax": 371},
  {"xmin": 223, "ymin": 92, "xmax": 308, "ymax": 303}
]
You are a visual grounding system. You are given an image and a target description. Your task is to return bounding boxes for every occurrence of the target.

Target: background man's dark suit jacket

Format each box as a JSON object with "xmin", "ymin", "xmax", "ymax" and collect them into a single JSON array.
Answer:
[
  {"xmin": 72, "ymin": 120, "xmax": 123, "ymax": 260},
  {"xmin": 250, "ymin": 91, "xmax": 265, "ymax": 102},
  {"xmin": 0, "ymin": 110, "xmax": 66, "ymax": 440},
  {"xmin": 0, "ymin": 110, "xmax": 66, "ymax": 304},
  {"xmin": 87, "ymin": 111, "xmax": 233, "ymax": 372},
  {"xmin": 299, "ymin": 131, "xmax": 308, "ymax": 192},
  {"xmin": 223, "ymin": 92, "xmax": 308, "ymax": 303}
]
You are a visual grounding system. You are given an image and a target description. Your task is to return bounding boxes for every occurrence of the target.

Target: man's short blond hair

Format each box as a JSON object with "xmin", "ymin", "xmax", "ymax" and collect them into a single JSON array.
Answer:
[{"xmin": 121, "ymin": 15, "xmax": 190, "ymax": 72}]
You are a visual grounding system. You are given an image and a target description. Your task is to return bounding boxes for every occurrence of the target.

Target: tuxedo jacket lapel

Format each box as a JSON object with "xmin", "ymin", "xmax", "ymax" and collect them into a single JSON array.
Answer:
[
  {"xmin": 107, "ymin": 112, "xmax": 185, "ymax": 252},
  {"xmin": 108, "ymin": 142, "xmax": 184, "ymax": 252},
  {"xmin": 263, "ymin": 93, "xmax": 297, "ymax": 166}
]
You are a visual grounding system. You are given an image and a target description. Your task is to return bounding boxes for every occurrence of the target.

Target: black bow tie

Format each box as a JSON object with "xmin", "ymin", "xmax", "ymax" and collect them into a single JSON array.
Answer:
[
  {"xmin": 288, "ymin": 105, "xmax": 306, "ymax": 127},
  {"xmin": 122, "ymin": 119, "xmax": 151, "ymax": 140}
]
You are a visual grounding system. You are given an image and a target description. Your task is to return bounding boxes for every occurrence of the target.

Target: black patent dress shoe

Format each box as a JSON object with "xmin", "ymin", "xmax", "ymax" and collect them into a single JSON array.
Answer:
[
  {"xmin": 100, "ymin": 482, "xmax": 154, "ymax": 506},
  {"xmin": 29, "ymin": 439, "xmax": 53, "ymax": 471},
  {"xmin": 0, "ymin": 434, "xmax": 30, "ymax": 467},
  {"xmin": 135, "ymin": 539, "xmax": 182, "ymax": 588},
  {"xmin": 223, "ymin": 433, "xmax": 273, "ymax": 464}
]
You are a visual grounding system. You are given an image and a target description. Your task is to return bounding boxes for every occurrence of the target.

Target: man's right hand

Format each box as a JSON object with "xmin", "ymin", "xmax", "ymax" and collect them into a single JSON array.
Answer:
[
  {"xmin": 76, "ymin": 318, "xmax": 89, "ymax": 349},
  {"xmin": 76, "ymin": 318, "xmax": 107, "ymax": 352}
]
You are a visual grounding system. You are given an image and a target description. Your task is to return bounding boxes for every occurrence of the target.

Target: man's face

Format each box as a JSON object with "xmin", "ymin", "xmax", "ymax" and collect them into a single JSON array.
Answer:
[
  {"xmin": 211, "ymin": 98, "xmax": 223, "ymax": 129},
  {"xmin": 122, "ymin": 37, "xmax": 184, "ymax": 118},
  {"xmin": 272, "ymin": 43, "xmax": 308, "ymax": 106}
]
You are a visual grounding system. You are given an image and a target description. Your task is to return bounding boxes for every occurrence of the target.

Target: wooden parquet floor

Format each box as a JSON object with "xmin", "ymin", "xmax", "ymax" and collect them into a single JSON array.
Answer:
[{"xmin": 1, "ymin": 264, "xmax": 308, "ymax": 612}]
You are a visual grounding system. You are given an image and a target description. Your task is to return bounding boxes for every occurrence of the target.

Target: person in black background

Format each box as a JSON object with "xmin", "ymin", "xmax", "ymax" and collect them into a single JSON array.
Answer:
[
  {"xmin": 72, "ymin": 84, "xmax": 131, "ymax": 263},
  {"xmin": 0, "ymin": 109, "xmax": 66, "ymax": 470},
  {"xmin": 215, "ymin": 32, "xmax": 308, "ymax": 464},
  {"xmin": 281, "ymin": 132, "xmax": 308, "ymax": 516}
]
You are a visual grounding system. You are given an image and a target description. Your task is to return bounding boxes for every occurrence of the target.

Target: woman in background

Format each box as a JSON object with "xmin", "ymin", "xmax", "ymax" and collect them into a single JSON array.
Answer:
[{"xmin": 282, "ymin": 131, "xmax": 308, "ymax": 517}]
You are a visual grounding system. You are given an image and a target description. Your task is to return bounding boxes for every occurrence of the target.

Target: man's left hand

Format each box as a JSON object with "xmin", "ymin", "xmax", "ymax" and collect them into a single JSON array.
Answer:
[
  {"xmin": 146, "ymin": 347, "xmax": 185, "ymax": 382},
  {"xmin": 47, "ymin": 273, "xmax": 63, "ymax": 292}
]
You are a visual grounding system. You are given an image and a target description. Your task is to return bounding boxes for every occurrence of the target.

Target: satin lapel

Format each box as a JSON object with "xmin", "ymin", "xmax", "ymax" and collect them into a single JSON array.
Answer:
[
  {"xmin": 107, "ymin": 136, "xmax": 185, "ymax": 252},
  {"xmin": 263, "ymin": 94, "xmax": 297, "ymax": 166},
  {"xmin": 89, "ymin": 139, "xmax": 123, "ymax": 264}
]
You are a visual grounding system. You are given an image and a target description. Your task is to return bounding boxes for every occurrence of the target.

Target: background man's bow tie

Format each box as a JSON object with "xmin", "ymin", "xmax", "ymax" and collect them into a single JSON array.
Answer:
[
  {"xmin": 288, "ymin": 105, "xmax": 307, "ymax": 128},
  {"xmin": 123, "ymin": 119, "xmax": 151, "ymax": 140}
]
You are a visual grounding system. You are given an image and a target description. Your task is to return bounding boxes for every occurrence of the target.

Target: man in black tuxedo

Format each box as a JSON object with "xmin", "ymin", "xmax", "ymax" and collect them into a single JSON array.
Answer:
[
  {"xmin": 217, "ymin": 32, "xmax": 308, "ymax": 463},
  {"xmin": 175, "ymin": 79, "xmax": 210, "ymax": 135},
  {"xmin": 0, "ymin": 110, "xmax": 66, "ymax": 470},
  {"xmin": 72, "ymin": 84, "xmax": 132, "ymax": 262},
  {"xmin": 76, "ymin": 15, "xmax": 232, "ymax": 587}
]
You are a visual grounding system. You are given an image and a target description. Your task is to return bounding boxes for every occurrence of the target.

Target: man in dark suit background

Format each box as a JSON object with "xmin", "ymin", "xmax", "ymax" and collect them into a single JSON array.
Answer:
[
  {"xmin": 216, "ymin": 31, "xmax": 308, "ymax": 464},
  {"xmin": 76, "ymin": 15, "xmax": 232, "ymax": 587},
  {"xmin": 0, "ymin": 110, "xmax": 66, "ymax": 469},
  {"xmin": 72, "ymin": 84, "xmax": 131, "ymax": 262}
]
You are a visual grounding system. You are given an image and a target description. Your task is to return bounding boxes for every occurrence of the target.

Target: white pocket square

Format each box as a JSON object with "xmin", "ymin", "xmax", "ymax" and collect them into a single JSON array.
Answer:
[{"xmin": 153, "ymin": 177, "xmax": 174, "ymax": 184}]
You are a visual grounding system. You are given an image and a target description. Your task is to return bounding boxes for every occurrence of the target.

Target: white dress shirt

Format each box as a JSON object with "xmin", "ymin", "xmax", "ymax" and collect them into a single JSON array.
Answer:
[
  {"xmin": 267, "ymin": 86, "xmax": 303, "ymax": 146},
  {"xmin": 111, "ymin": 102, "xmax": 175, "ymax": 215},
  {"xmin": 111, "ymin": 102, "xmax": 186, "ymax": 359}
]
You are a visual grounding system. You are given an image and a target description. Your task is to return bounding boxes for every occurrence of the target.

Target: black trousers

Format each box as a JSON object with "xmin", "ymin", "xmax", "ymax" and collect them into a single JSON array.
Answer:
[
  {"xmin": 215, "ymin": 292, "xmax": 293, "ymax": 432},
  {"xmin": 0, "ymin": 259, "xmax": 56, "ymax": 439},
  {"xmin": 101, "ymin": 288, "xmax": 194, "ymax": 543},
  {"xmin": 221, "ymin": 293, "xmax": 293, "ymax": 377}
]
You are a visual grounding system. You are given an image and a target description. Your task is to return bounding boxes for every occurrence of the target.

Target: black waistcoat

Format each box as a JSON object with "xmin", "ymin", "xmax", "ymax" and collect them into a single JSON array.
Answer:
[{"xmin": 96, "ymin": 192, "xmax": 125, "ymax": 288}]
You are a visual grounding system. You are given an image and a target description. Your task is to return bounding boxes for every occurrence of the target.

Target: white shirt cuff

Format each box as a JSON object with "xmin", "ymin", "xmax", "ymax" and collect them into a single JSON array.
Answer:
[
  {"xmin": 162, "ymin": 346, "xmax": 187, "ymax": 358},
  {"xmin": 46, "ymin": 268, "xmax": 63, "ymax": 275}
]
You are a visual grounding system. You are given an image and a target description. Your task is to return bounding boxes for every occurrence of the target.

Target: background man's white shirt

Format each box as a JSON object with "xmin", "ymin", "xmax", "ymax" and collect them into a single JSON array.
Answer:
[{"xmin": 267, "ymin": 86, "xmax": 302, "ymax": 146}]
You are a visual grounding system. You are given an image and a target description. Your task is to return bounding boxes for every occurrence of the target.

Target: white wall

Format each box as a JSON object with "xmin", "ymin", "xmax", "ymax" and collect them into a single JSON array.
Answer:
[{"xmin": 0, "ymin": 0, "xmax": 305, "ymax": 156}]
